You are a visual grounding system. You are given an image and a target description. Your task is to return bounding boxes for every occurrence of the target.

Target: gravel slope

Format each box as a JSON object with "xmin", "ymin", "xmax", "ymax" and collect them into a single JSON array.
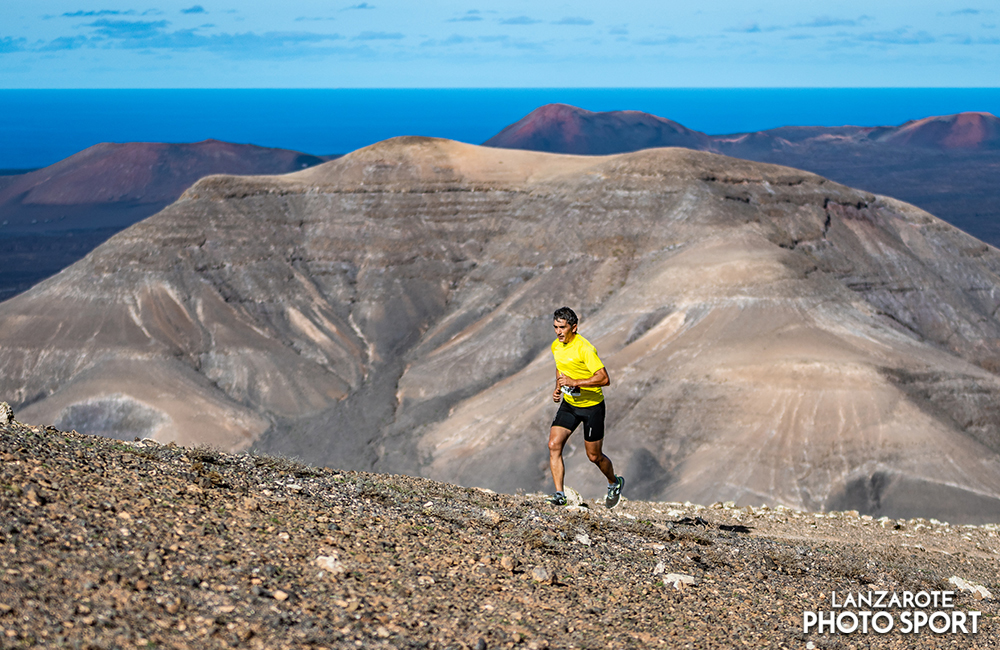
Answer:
[{"xmin": 2, "ymin": 414, "xmax": 998, "ymax": 649}]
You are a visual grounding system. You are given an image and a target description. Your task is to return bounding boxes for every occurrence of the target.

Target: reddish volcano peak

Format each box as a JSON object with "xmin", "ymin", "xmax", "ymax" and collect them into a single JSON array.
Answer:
[
  {"xmin": 0, "ymin": 140, "xmax": 328, "ymax": 208},
  {"xmin": 483, "ymin": 103, "xmax": 711, "ymax": 155},
  {"xmin": 876, "ymin": 112, "xmax": 1000, "ymax": 150}
]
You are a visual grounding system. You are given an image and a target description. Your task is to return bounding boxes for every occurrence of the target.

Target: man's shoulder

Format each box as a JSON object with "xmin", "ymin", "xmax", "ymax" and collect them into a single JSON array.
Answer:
[
  {"xmin": 575, "ymin": 336, "xmax": 604, "ymax": 367},
  {"xmin": 573, "ymin": 334, "xmax": 597, "ymax": 351}
]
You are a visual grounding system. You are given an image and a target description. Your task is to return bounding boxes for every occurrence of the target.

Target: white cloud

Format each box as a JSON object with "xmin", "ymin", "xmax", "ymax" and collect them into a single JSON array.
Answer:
[
  {"xmin": 354, "ymin": 31, "xmax": 403, "ymax": 40},
  {"xmin": 500, "ymin": 16, "xmax": 541, "ymax": 25},
  {"xmin": 420, "ymin": 34, "xmax": 474, "ymax": 46},
  {"xmin": 856, "ymin": 29, "xmax": 936, "ymax": 45},
  {"xmin": 796, "ymin": 16, "xmax": 866, "ymax": 28},
  {"xmin": 633, "ymin": 35, "xmax": 693, "ymax": 45},
  {"xmin": 0, "ymin": 36, "xmax": 27, "ymax": 53},
  {"xmin": 62, "ymin": 10, "xmax": 137, "ymax": 17}
]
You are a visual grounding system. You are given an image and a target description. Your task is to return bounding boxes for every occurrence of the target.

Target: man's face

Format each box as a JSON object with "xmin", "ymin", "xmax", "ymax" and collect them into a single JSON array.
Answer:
[{"xmin": 553, "ymin": 319, "xmax": 577, "ymax": 343}]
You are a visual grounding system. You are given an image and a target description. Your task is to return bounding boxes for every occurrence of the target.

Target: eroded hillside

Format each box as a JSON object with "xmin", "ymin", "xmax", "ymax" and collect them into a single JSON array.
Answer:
[{"xmin": 4, "ymin": 139, "xmax": 1000, "ymax": 520}]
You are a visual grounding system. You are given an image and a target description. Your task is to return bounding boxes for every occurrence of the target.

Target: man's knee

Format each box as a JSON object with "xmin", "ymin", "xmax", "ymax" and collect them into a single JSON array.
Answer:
[{"xmin": 587, "ymin": 449, "xmax": 604, "ymax": 464}]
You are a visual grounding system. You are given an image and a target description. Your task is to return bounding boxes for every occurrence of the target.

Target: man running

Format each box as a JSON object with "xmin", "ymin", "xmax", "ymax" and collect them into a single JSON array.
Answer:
[{"xmin": 547, "ymin": 306, "xmax": 625, "ymax": 509}]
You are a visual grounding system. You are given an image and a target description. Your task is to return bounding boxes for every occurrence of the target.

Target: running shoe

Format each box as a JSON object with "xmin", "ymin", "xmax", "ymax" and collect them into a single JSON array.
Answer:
[
  {"xmin": 605, "ymin": 476, "xmax": 625, "ymax": 509},
  {"xmin": 547, "ymin": 492, "xmax": 567, "ymax": 506}
]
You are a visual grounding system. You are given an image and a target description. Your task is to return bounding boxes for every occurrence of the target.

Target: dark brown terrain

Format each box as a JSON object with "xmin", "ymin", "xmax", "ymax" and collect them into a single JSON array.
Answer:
[
  {"xmin": 0, "ymin": 140, "xmax": 335, "ymax": 300},
  {"xmin": 485, "ymin": 105, "xmax": 1000, "ymax": 248},
  {"xmin": 2, "ymin": 410, "xmax": 998, "ymax": 649},
  {"xmin": 5, "ymin": 138, "xmax": 1000, "ymax": 522}
]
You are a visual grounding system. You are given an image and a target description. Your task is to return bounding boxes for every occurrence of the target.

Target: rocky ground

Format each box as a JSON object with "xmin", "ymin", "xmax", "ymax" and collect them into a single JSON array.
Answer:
[{"xmin": 2, "ymin": 409, "xmax": 999, "ymax": 649}]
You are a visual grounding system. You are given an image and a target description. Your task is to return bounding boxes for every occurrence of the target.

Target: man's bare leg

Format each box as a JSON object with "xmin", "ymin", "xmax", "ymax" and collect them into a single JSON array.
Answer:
[
  {"xmin": 548, "ymin": 426, "xmax": 573, "ymax": 492},
  {"xmin": 585, "ymin": 438, "xmax": 617, "ymax": 485}
]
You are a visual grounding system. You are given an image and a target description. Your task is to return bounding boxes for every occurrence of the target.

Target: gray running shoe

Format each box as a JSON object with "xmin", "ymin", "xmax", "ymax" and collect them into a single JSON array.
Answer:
[
  {"xmin": 605, "ymin": 476, "xmax": 625, "ymax": 509},
  {"xmin": 547, "ymin": 492, "xmax": 567, "ymax": 506}
]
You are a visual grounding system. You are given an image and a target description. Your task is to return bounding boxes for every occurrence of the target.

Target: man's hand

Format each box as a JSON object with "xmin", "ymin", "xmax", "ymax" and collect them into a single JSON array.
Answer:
[
  {"xmin": 556, "ymin": 372, "xmax": 576, "ymax": 389},
  {"xmin": 552, "ymin": 372, "xmax": 570, "ymax": 402},
  {"xmin": 552, "ymin": 368, "xmax": 609, "ymax": 401}
]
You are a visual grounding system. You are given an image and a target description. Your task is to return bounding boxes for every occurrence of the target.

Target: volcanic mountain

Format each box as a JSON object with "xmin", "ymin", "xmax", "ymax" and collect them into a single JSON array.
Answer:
[
  {"xmin": 4, "ymin": 138, "xmax": 1000, "ymax": 523},
  {"xmin": 486, "ymin": 105, "xmax": 1000, "ymax": 249},
  {"xmin": 485, "ymin": 104, "xmax": 1000, "ymax": 154},
  {"xmin": 0, "ymin": 140, "xmax": 333, "ymax": 300},
  {"xmin": 482, "ymin": 103, "xmax": 712, "ymax": 155},
  {"xmin": 872, "ymin": 112, "xmax": 1000, "ymax": 149}
]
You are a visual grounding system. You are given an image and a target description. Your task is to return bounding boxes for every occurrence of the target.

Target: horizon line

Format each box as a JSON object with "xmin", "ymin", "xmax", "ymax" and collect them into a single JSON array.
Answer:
[{"xmin": 3, "ymin": 86, "xmax": 1000, "ymax": 91}]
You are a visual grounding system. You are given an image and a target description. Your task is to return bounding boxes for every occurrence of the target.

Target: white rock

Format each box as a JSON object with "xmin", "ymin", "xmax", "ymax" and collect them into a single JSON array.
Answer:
[
  {"xmin": 653, "ymin": 561, "xmax": 666, "ymax": 575},
  {"xmin": 482, "ymin": 509, "xmax": 502, "ymax": 525},
  {"xmin": 0, "ymin": 402, "xmax": 13, "ymax": 425},
  {"xmin": 663, "ymin": 573, "xmax": 698, "ymax": 589},
  {"xmin": 949, "ymin": 576, "xmax": 992, "ymax": 600},
  {"xmin": 564, "ymin": 486, "xmax": 584, "ymax": 507},
  {"xmin": 315, "ymin": 554, "xmax": 346, "ymax": 576},
  {"xmin": 530, "ymin": 566, "xmax": 552, "ymax": 583},
  {"xmin": 574, "ymin": 533, "xmax": 591, "ymax": 546}
]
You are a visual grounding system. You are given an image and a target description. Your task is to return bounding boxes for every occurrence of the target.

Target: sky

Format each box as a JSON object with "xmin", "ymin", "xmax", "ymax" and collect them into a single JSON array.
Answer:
[{"xmin": 0, "ymin": 1, "xmax": 998, "ymax": 88}]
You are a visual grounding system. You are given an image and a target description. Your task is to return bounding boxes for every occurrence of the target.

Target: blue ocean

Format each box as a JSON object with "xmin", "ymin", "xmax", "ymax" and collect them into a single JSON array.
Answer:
[{"xmin": 3, "ymin": 88, "xmax": 1000, "ymax": 170}]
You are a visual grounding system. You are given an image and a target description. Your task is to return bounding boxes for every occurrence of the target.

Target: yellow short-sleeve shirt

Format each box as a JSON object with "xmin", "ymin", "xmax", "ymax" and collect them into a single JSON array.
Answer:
[{"xmin": 551, "ymin": 333, "xmax": 605, "ymax": 407}]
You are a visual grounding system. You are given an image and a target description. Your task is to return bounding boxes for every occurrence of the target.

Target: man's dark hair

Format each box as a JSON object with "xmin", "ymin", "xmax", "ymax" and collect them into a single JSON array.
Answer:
[{"xmin": 553, "ymin": 307, "xmax": 578, "ymax": 326}]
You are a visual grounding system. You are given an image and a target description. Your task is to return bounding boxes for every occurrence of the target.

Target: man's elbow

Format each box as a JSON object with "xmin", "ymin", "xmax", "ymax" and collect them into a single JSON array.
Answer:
[{"xmin": 599, "ymin": 369, "xmax": 611, "ymax": 387}]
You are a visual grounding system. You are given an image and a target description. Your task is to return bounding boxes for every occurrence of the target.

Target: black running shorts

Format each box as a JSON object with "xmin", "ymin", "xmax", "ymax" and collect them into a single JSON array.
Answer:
[{"xmin": 551, "ymin": 399, "xmax": 606, "ymax": 442}]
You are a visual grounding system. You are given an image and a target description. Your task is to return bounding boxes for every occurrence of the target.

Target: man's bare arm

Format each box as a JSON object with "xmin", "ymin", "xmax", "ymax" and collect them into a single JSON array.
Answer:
[{"xmin": 557, "ymin": 367, "xmax": 610, "ymax": 389}]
